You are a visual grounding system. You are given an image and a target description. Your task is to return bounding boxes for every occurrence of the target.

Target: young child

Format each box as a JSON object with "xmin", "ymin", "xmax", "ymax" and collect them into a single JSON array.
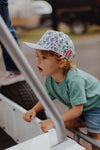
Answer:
[{"xmin": 22, "ymin": 30, "xmax": 100, "ymax": 150}]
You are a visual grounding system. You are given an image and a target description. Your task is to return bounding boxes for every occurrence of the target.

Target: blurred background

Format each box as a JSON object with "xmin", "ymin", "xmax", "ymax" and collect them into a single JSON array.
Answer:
[
  {"xmin": 8, "ymin": 0, "xmax": 100, "ymax": 34},
  {"xmin": 0, "ymin": 0, "xmax": 100, "ymax": 78},
  {"xmin": 0, "ymin": 0, "xmax": 100, "ymax": 86}
]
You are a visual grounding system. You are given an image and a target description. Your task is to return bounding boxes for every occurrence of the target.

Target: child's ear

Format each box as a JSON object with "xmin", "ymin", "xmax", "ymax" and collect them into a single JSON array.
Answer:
[{"xmin": 59, "ymin": 59, "xmax": 66, "ymax": 68}]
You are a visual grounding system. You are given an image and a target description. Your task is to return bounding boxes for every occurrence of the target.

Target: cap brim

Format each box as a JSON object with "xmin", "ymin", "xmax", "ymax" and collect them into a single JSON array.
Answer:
[{"xmin": 22, "ymin": 42, "xmax": 48, "ymax": 53}]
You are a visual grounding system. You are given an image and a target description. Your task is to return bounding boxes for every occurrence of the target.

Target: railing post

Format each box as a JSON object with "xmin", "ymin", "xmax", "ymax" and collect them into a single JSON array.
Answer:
[
  {"xmin": 73, "ymin": 133, "xmax": 80, "ymax": 142},
  {"xmin": 71, "ymin": 129, "xmax": 100, "ymax": 149}
]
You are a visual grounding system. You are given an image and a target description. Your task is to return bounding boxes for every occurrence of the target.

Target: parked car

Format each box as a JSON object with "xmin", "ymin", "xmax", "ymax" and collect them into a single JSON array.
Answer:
[
  {"xmin": 47, "ymin": 0, "xmax": 100, "ymax": 34},
  {"xmin": 8, "ymin": 0, "xmax": 52, "ymax": 29},
  {"xmin": 31, "ymin": 1, "xmax": 52, "ymax": 25}
]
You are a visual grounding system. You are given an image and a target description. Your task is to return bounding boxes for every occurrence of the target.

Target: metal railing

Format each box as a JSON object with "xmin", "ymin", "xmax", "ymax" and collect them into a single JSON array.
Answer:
[{"xmin": 71, "ymin": 129, "xmax": 100, "ymax": 149}]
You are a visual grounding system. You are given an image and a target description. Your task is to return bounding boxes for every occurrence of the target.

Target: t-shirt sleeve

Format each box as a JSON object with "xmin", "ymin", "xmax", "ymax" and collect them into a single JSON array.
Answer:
[
  {"xmin": 68, "ymin": 76, "xmax": 87, "ymax": 105},
  {"xmin": 45, "ymin": 77, "xmax": 55, "ymax": 100}
]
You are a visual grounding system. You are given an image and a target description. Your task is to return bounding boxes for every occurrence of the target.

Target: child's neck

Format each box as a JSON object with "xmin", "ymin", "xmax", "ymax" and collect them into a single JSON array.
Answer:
[{"xmin": 52, "ymin": 71, "xmax": 67, "ymax": 84}]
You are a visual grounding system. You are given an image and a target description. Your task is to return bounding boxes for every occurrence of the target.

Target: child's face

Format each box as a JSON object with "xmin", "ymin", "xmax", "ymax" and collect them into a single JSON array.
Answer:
[{"xmin": 36, "ymin": 50, "xmax": 61, "ymax": 77}]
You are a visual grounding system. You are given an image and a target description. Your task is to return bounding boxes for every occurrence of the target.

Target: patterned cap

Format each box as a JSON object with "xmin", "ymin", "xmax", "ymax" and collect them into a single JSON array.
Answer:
[{"xmin": 22, "ymin": 30, "xmax": 75, "ymax": 60}]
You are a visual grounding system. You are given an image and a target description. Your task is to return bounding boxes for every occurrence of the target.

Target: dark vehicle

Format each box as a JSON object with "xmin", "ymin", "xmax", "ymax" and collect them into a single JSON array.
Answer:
[{"xmin": 47, "ymin": 0, "xmax": 100, "ymax": 34}]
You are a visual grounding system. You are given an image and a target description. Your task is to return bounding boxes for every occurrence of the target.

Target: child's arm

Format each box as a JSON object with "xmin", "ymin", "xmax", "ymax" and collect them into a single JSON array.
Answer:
[
  {"xmin": 39, "ymin": 104, "xmax": 83, "ymax": 132},
  {"xmin": 23, "ymin": 101, "xmax": 44, "ymax": 122},
  {"xmin": 61, "ymin": 104, "xmax": 83, "ymax": 123},
  {"xmin": 61, "ymin": 104, "xmax": 84, "ymax": 129}
]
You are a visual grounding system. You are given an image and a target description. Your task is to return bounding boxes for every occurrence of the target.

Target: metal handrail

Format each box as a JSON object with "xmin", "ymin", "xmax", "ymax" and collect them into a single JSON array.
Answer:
[
  {"xmin": 0, "ymin": 15, "xmax": 66, "ymax": 144},
  {"xmin": 71, "ymin": 129, "xmax": 100, "ymax": 149}
]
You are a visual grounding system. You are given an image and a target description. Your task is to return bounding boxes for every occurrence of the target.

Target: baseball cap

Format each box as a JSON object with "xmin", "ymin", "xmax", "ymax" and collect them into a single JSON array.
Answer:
[{"xmin": 22, "ymin": 30, "xmax": 75, "ymax": 60}]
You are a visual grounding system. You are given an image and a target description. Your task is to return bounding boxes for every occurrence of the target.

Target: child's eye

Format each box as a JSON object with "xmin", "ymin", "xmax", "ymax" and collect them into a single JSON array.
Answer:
[{"xmin": 42, "ymin": 56, "xmax": 47, "ymax": 59}]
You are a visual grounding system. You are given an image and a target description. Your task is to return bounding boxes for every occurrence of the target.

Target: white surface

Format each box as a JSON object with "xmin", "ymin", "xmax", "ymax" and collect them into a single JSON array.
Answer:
[
  {"xmin": 0, "ymin": 93, "xmax": 85, "ymax": 150},
  {"xmin": 51, "ymin": 138, "xmax": 85, "ymax": 150},
  {"xmin": 0, "ymin": 94, "xmax": 43, "ymax": 143},
  {"xmin": 6, "ymin": 133, "xmax": 85, "ymax": 150},
  {"xmin": 6, "ymin": 133, "xmax": 50, "ymax": 150}
]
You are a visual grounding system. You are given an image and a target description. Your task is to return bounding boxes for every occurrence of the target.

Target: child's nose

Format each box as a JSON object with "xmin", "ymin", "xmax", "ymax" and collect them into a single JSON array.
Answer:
[{"xmin": 37, "ymin": 58, "xmax": 41, "ymax": 64}]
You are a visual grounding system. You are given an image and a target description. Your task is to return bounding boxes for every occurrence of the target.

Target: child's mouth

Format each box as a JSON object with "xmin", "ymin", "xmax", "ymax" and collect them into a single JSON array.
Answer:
[{"xmin": 37, "ymin": 66, "xmax": 43, "ymax": 72}]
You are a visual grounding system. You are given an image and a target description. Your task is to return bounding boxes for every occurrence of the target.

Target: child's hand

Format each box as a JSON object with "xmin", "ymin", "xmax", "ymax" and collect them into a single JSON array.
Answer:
[
  {"xmin": 23, "ymin": 108, "xmax": 36, "ymax": 122},
  {"xmin": 39, "ymin": 119, "xmax": 54, "ymax": 132}
]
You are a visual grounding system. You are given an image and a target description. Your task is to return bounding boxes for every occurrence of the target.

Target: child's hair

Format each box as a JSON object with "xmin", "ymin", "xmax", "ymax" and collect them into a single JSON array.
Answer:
[{"xmin": 39, "ymin": 50, "xmax": 75, "ymax": 72}]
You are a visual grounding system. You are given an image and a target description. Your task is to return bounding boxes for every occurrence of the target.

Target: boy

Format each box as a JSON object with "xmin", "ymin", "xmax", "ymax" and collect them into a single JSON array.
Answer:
[{"xmin": 22, "ymin": 30, "xmax": 100, "ymax": 150}]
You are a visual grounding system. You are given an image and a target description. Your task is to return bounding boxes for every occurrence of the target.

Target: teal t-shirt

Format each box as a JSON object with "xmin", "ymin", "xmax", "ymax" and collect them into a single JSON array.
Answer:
[{"xmin": 45, "ymin": 68, "xmax": 100, "ymax": 111}]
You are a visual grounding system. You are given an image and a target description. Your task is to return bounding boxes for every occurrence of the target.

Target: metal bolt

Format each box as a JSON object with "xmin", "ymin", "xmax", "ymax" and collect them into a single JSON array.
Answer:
[
  {"xmin": 13, "ymin": 108, "xmax": 15, "ymax": 111},
  {"xmin": 16, "ymin": 139, "xmax": 19, "ymax": 142}
]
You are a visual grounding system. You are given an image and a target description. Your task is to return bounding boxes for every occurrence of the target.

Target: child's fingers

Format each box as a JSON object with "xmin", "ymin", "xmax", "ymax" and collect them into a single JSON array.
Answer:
[
  {"xmin": 23, "ymin": 109, "xmax": 36, "ymax": 122},
  {"xmin": 23, "ymin": 114, "xmax": 31, "ymax": 122},
  {"xmin": 42, "ymin": 128, "xmax": 48, "ymax": 133},
  {"xmin": 39, "ymin": 121, "xmax": 48, "ymax": 132},
  {"xmin": 30, "ymin": 114, "xmax": 35, "ymax": 120}
]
